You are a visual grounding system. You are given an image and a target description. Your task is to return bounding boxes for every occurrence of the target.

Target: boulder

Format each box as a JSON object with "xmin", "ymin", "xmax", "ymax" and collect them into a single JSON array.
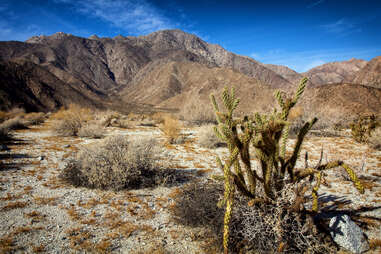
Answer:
[{"xmin": 329, "ymin": 214, "xmax": 369, "ymax": 253}]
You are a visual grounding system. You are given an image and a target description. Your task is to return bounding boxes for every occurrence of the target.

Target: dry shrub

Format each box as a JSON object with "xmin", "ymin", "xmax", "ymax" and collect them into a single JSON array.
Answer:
[
  {"xmin": 77, "ymin": 123, "xmax": 105, "ymax": 139},
  {"xmin": 97, "ymin": 110, "xmax": 129, "ymax": 128},
  {"xmin": 60, "ymin": 135, "xmax": 178, "ymax": 190},
  {"xmin": 51, "ymin": 104, "xmax": 94, "ymax": 136},
  {"xmin": 23, "ymin": 112, "xmax": 46, "ymax": 125},
  {"xmin": 231, "ymin": 184, "xmax": 335, "ymax": 253},
  {"xmin": 197, "ymin": 125, "xmax": 222, "ymax": 149},
  {"xmin": 170, "ymin": 180, "xmax": 224, "ymax": 253},
  {"xmin": 6, "ymin": 107, "xmax": 25, "ymax": 119},
  {"xmin": 159, "ymin": 115, "xmax": 184, "ymax": 144},
  {"xmin": 368, "ymin": 127, "xmax": 381, "ymax": 150},
  {"xmin": 179, "ymin": 96, "xmax": 216, "ymax": 125},
  {"xmin": 0, "ymin": 126, "xmax": 11, "ymax": 141},
  {"xmin": 151, "ymin": 112, "xmax": 170, "ymax": 125},
  {"xmin": 0, "ymin": 117, "xmax": 27, "ymax": 130}
]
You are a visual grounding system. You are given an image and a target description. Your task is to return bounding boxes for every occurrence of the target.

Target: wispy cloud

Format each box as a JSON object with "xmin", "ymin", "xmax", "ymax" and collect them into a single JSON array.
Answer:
[
  {"xmin": 321, "ymin": 18, "xmax": 362, "ymax": 37},
  {"xmin": 55, "ymin": 0, "xmax": 176, "ymax": 34},
  {"xmin": 307, "ymin": 0, "xmax": 325, "ymax": 9},
  {"xmin": 251, "ymin": 48, "xmax": 381, "ymax": 72}
]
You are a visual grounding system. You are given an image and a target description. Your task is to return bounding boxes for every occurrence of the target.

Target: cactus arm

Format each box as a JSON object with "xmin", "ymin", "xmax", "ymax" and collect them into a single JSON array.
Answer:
[
  {"xmin": 280, "ymin": 123, "xmax": 289, "ymax": 159},
  {"xmin": 312, "ymin": 172, "xmax": 322, "ymax": 212},
  {"xmin": 342, "ymin": 163, "xmax": 364, "ymax": 194},
  {"xmin": 287, "ymin": 118, "xmax": 318, "ymax": 180},
  {"xmin": 292, "ymin": 77, "xmax": 308, "ymax": 105}
]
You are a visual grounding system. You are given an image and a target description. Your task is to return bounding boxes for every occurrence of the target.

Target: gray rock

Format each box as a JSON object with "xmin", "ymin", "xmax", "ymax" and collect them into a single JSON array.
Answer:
[{"xmin": 329, "ymin": 214, "xmax": 369, "ymax": 253}]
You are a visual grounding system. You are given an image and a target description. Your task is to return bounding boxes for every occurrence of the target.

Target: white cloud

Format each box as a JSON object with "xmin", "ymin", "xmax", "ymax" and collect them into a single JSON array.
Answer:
[
  {"xmin": 321, "ymin": 18, "xmax": 362, "ymax": 37},
  {"xmin": 57, "ymin": 0, "xmax": 176, "ymax": 34},
  {"xmin": 307, "ymin": 0, "xmax": 325, "ymax": 8},
  {"xmin": 251, "ymin": 48, "xmax": 381, "ymax": 72}
]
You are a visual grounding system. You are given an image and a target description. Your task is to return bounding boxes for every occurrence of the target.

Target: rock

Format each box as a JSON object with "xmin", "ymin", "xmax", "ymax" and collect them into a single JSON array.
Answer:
[
  {"xmin": 38, "ymin": 156, "xmax": 44, "ymax": 161},
  {"xmin": 329, "ymin": 214, "xmax": 369, "ymax": 253},
  {"xmin": 63, "ymin": 144, "xmax": 70, "ymax": 148}
]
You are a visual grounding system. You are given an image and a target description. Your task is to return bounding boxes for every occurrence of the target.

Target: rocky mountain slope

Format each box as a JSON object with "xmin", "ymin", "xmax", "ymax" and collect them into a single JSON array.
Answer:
[
  {"xmin": 0, "ymin": 29, "xmax": 380, "ymax": 123},
  {"xmin": 263, "ymin": 63, "xmax": 304, "ymax": 85},
  {"xmin": 0, "ymin": 60, "xmax": 104, "ymax": 112},
  {"xmin": 302, "ymin": 58, "xmax": 367, "ymax": 86},
  {"xmin": 353, "ymin": 56, "xmax": 381, "ymax": 89}
]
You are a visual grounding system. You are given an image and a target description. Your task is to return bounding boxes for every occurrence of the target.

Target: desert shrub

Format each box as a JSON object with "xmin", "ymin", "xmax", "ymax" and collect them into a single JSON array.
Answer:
[
  {"xmin": 209, "ymin": 79, "xmax": 364, "ymax": 252},
  {"xmin": 232, "ymin": 184, "xmax": 335, "ymax": 253},
  {"xmin": 0, "ymin": 126, "xmax": 11, "ymax": 141},
  {"xmin": 179, "ymin": 96, "xmax": 216, "ymax": 125},
  {"xmin": 77, "ymin": 123, "xmax": 105, "ymax": 139},
  {"xmin": 368, "ymin": 127, "xmax": 381, "ymax": 150},
  {"xmin": 60, "ymin": 135, "xmax": 177, "ymax": 190},
  {"xmin": 23, "ymin": 112, "xmax": 46, "ymax": 125},
  {"xmin": 197, "ymin": 125, "xmax": 222, "ymax": 149},
  {"xmin": 170, "ymin": 180, "xmax": 224, "ymax": 253},
  {"xmin": 96, "ymin": 110, "xmax": 130, "ymax": 128},
  {"xmin": 350, "ymin": 114, "xmax": 378, "ymax": 143},
  {"xmin": 0, "ymin": 116, "xmax": 28, "ymax": 130},
  {"xmin": 159, "ymin": 115, "xmax": 184, "ymax": 144},
  {"xmin": 51, "ymin": 104, "xmax": 94, "ymax": 136}
]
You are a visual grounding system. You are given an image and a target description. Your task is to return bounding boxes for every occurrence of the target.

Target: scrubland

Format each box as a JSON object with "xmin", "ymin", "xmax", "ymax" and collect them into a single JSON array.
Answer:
[{"xmin": 0, "ymin": 102, "xmax": 380, "ymax": 253}]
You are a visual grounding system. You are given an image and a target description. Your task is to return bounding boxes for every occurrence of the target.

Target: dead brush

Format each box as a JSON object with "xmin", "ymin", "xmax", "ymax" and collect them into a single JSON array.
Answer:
[
  {"xmin": 60, "ymin": 135, "xmax": 178, "ymax": 190},
  {"xmin": 50, "ymin": 104, "xmax": 94, "ymax": 136},
  {"xmin": 197, "ymin": 124, "xmax": 223, "ymax": 148},
  {"xmin": 368, "ymin": 127, "xmax": 381, "ymax": 150},
  {"xmin": 179, "ymin": 95, "xmax": 216, "ymax": 126},
  {"xmin": 159, "ymin": 115, "xmax": 184, "ymax": 144},
  {"xmin": 23, "ymin": 112, "xmax": 46, "ymax": 125},
  {"xmin": 77, "ymin": 122, "xmax": 105, "ymax": 138}
]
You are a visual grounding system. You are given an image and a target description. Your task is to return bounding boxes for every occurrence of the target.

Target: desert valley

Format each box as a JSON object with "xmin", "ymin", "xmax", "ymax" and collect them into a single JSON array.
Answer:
[{"xmin": 0, "ymin": 29, "xmax": 381, "ymax": 253}]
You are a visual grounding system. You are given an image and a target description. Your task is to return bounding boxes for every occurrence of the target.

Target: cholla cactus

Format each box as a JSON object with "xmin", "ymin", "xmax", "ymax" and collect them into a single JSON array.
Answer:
[{"xmin": 210, "ymin": 78, "xmax": 364, "ymax": 253}]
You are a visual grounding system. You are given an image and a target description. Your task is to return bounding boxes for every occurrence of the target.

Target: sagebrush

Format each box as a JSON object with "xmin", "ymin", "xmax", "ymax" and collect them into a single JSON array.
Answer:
[{"xmin": 60, "ymin": 135, "xmax": 177, "ymax": 190}]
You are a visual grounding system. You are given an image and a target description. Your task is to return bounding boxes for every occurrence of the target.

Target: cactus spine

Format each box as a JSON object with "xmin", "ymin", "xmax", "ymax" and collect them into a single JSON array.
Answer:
[{"xmin": 210, "ymin": 78, "xmax": 364, "ymax": 253}]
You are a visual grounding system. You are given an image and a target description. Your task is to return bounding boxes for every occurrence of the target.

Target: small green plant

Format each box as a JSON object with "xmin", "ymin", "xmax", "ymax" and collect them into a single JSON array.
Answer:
[
  {"xmin": 350, "ymin": 114, "xmax": 379, "ymax": 143},
  {"xmin": 210, "ymin": 78, "xmax": 364, "ymax": 253}
]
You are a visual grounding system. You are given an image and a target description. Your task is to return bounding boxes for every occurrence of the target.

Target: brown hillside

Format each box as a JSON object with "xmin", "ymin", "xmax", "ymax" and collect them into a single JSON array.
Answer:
[
  {"xmin": 353, "ymin": 56, "xmax": 381, "ymax": 88},
  {"xmin": 303, "ymin": 58, "xmax": 367, "ymax": 86},
  {"xmin": 0, "ymin": 60, "xmax": 104, "ymax": 112}
]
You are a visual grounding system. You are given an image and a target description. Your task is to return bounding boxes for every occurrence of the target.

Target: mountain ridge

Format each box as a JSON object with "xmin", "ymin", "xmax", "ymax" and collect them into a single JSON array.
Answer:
[{"xmin": 0, "ymin": 29, "xmax": 380, "ymax": 124}]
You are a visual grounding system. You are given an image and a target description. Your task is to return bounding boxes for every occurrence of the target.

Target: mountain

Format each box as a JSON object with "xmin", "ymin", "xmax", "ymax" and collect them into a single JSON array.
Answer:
[
  {"xmin": 0, "ymin": 29, "xmax": 380, "ymax": 125},
  {"xmin": 353, "ymin": 56, "xmax": 381, "ymax": 89},
  {"xmin": 302, "ymin": 58, "xmax": 367, "ymax": 86},
  {"xmin": 120, "ymin": 61, "xmax": 274, "ymax": 112},
  {"xmin": 0, "ymin": 60, "xmax": 103, "ymax": 112},
  {"xmin": 263, "ymin": 64, "xmax": 304, "ymax": 85}
]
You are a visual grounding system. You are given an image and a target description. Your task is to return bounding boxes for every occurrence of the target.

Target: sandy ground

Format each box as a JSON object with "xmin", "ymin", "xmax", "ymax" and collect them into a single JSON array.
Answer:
[{"xmin": 0, "ymin": 121, "xmax": 380, "ymax": 253}]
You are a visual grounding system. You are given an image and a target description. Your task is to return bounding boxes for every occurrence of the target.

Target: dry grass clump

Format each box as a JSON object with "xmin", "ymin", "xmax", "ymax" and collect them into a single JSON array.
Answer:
[
  {"xmin": 159, "ymin": 115, "xmax": 184, "ymax": 144},
  {"xmin": 51, "ymin": 104, "xmax": 94, "ymax": 136},
  {"xmin": 97, "ymin": 110, "xmax": 129, "ymax": 128},
  {"xmin": 77, "ymin": 123, "xmax": 105, "ymax": 139},
  {"xmin": 60, "ymin": 135, "xmax": 178, "ymax": 190},
  {"xmin": 179, "ymin": 96, "xmax": 216, "ymax": 125},
  {"xmin": 197, "ymin": 125, "xmax": 222, "ymax": 149},
  {"xmin": 368, "ymin": 127, "xmax": 381, "ymax": 150},
  {"xmin": 23, "ymin": 112, "xmax": 46, "ymax": 125}
]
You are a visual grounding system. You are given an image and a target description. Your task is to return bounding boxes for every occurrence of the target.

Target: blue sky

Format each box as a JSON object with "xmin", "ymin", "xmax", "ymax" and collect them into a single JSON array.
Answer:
[{"xmin": 0, "ymin": 0, "xmax": 380, "ymax": 72}]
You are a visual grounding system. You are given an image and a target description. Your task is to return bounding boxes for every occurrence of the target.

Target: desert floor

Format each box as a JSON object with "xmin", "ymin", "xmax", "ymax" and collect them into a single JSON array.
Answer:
[{"xmin": 0, "ymin": 120, "xmax": 380, "ymax": 253}]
